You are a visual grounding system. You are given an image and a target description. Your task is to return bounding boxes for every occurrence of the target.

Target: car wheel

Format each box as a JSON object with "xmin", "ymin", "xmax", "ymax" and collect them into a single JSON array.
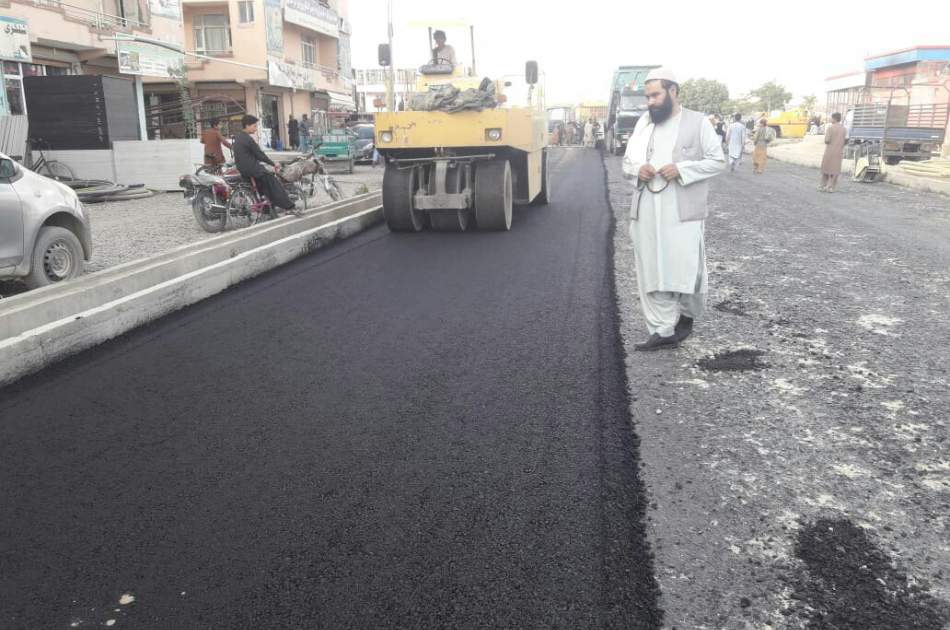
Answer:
[{"xmin": 24, "ymin": 226, "xmax": 85, "ymax": 289}]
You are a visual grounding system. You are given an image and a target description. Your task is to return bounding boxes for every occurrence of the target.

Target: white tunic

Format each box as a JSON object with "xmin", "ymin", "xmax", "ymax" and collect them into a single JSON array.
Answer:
[
  {"xmin": 727, "ymin": 121, "xmax": 747, "ymax": 160},
  {"xmin": 623, "ymin": 111, "xmax": 724, "ymax": 295}
]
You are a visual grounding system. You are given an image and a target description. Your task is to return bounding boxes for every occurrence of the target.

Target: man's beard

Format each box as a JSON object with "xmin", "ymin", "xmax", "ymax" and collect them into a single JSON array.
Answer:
[{"xmin": 649, "ymin": 94, "xmax": 674, "ymax": 124}]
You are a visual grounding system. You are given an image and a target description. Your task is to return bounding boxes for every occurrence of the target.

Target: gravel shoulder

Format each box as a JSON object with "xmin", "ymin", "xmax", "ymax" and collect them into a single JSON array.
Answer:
[{"xmin": 606, "ymin": 154, "xmax": 950, "ymax": 629}]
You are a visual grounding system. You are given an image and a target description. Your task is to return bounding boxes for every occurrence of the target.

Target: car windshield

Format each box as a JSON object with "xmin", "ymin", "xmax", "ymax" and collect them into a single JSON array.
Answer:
[{"xmin": 354, "ymin": 126, "xmax": 375, "ymax": 140}]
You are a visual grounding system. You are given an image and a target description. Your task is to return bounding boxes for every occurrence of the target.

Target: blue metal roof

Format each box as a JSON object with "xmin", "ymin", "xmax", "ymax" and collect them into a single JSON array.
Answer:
[{"xmin": 865, "ymin": 46, "xmax": 950, "ymax": 71}]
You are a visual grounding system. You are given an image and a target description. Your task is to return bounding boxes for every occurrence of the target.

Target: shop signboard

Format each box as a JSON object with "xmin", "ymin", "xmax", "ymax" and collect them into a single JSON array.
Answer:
[
  {"xmin": 117, "ymin": 41, "xmax": 185, "ymax": 78},
  {"xmin": 284, "ymin": 0, "xmax": 338, "ymax": 39},
  {"xmin": 264, "ymin": 0, "xmax": 283, "ymax": 53},
  {"xmin": 148, "ymin": 0, "xmax": 180, "ymax": 20},
  {"xmin": 268, "ymin": 58, "xmax": 328, "ymax": 92},
  {"xmin": 0, "ymin": 16, "xmax": 31, "ymax": 63}
]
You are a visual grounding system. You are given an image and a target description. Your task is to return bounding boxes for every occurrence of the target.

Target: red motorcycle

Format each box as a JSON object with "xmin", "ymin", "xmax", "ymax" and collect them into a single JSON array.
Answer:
[{"xmin": 179, "ymin": 162, "xmax": 243, "ymax": 233}]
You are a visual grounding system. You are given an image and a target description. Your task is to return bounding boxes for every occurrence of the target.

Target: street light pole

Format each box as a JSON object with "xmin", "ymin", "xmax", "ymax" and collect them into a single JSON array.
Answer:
[{"xmin": 386, "ymin": 0, "xmax": 395, "ymax": 112}]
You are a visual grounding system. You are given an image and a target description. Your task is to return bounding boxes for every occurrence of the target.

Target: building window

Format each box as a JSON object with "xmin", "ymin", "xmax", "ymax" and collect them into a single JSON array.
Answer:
[
  {"xmin": 238, "ymin": 1, "xmax": 254, "ymax": 23},
  {"xmin": 3, "ymin": 62, "xmax": 25, "ymax": 115},
  {"xmin": 193, "ymin": 14, "xmax": 232, "ymax": 54},
  {"xmin": 301, "ymin": 35, "xmax": 316, "ymax": 68}
]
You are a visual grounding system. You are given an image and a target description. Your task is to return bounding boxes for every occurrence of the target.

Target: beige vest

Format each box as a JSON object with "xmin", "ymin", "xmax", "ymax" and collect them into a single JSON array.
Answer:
[{"xmin": 631, "ymin": 108, "xmax": 710, "ymax": 222}]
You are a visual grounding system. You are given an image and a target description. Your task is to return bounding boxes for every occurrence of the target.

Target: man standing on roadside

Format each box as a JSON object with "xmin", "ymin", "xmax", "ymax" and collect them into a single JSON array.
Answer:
[
  {"xmin": 622, "ymin": 67, "xmax": 725, "ymax": 351},
  {"xmin": 200, "ymin": 117, "xmax": 232, "ymax": 168},
  {"xmin": 288, "ymin": 114, "xmax": 299, "ymax": 151},
  {"xmin": 751, "ymin": 118, "xmax": 774, "ymax": 174},
  {"xmin": 819, "ymin": 112, "xmax": 847, "ymax": 192},
  {"xmin": 726, "ymin": 112, "xmax": 747, "ymax": 172},
  {"xmin": 584, "ymin": 118, "xmax": 595, "ymax": 148},
  {"xmin": 299, "ymin": 114, "xmax": 312, "ymax": 153}
]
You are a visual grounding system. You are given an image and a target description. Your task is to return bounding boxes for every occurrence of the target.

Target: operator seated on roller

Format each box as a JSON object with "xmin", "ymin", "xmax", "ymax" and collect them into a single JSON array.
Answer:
[
  {"xmin": 430, "ymin": 30, "xmax": 457, "ymax": 68},
  {"xmin": 233, "ymin": 114, "xmax": 294, "ymax": 218}
]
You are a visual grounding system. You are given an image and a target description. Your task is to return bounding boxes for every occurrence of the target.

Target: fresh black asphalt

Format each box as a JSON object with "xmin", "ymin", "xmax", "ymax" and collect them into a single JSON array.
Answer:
[{"xmin": 0, "ymin": 149, "xmax": 662, "ymax": 629}]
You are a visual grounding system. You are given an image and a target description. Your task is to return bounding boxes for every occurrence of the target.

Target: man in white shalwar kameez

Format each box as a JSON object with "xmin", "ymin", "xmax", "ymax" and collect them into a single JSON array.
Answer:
[
  {"xmin": 584, "ymin": 119, "xmax": 595, "ymax": 148},
  {"xmin": 726, "ymin": 112, "xmax": 747, "ymax": 172},
  {"xmin": 622, "ymin": 68, "xmax": 725, "ymax": 351}
]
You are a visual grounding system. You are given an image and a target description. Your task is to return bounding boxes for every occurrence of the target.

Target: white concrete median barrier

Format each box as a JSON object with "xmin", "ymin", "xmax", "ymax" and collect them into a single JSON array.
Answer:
[{"xmin": 0, "ymin": 193, "xmax": 382, "ymax": 387}]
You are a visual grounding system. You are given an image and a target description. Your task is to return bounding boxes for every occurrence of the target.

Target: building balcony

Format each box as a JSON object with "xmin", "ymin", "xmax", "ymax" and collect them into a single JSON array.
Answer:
[{"xmin": 12, "ymin": 0, "xmax": 152, "ymax": 35}]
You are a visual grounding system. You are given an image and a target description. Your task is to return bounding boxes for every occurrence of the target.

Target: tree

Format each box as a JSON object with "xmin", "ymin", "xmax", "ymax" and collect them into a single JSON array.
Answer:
[
  {"xmin": 750, "ymin": 81, "xmax": 793, "ymax": 112},
  {"xmin": 800, "ymin": 94, "xmax": 818, "ymax": 113},
  {"xmin": 723, "ymin": 96, "xmax": 759, "ymax": 116},
  {"xmin": 679, "ymin": 78, "xmax": 731, "ymax": 115}
]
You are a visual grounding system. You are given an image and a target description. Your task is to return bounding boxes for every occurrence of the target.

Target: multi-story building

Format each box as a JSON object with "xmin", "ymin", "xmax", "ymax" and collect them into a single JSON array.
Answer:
[
  {"xmin": 825, "ymin": 45, "xmax": 950, "ymax": 113},
  {"xmin": 0, "ymin": 0, "xmax": 183, "ymax": 118},
  {"xmin": 1, "ymin": 0, "xmax": 354, "ymax": 148},
  {"xmin": 354, "ymin": 67, "xmax": 416, "ymax": 113},
  {"xmin": 152, "ymin": 0, "xmax": 354, "ymax": 147}
]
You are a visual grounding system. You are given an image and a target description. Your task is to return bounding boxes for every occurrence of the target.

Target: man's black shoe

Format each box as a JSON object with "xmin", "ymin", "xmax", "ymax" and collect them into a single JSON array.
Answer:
[
  {"xmin": 675, "ymin": 316, "xmax": 694, "ymax": 342},
  {"xmin": 634, "ymin": 333, "xmax": 680, "ymax": 352}
]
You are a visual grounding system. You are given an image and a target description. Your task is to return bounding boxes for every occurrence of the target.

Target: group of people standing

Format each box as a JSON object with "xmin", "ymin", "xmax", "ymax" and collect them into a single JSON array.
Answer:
[
  {"xmin": 551, "ymin": 119, "xmax": 603, "ymax": 147},
  {"xmin": 285, "ymin": 114, "xmax": 313, "ymax": 153},
  {"xmin": 711, "ymin": 112, "xmax": 846, "ymax": 184}
]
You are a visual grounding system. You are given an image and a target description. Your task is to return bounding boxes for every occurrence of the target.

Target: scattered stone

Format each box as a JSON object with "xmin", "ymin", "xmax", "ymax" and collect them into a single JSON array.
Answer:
[{"xmin": 714, "ymin": 299, "xmax": 750, "ymax": 316}]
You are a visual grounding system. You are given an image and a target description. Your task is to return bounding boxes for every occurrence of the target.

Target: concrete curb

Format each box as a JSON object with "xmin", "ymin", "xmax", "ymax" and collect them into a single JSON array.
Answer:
[
  {"xmin": 0, "ymin": 194, "xmax": 382, "ymax": 387},
  {"xmin": 769, "ymin": 143, "xmax": 950, "ymax": 197}
]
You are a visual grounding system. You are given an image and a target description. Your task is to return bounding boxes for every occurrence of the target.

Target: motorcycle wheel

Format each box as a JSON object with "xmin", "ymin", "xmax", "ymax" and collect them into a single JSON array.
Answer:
[{"xmin": 192, "ymin": 189, "xmax": 226, "ymax": 233}]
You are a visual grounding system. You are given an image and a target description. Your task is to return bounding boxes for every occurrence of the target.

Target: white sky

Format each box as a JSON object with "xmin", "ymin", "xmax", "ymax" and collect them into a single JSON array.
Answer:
[{"xmin": 349, "ymin": 0, "xmax": 950, "ymax": 106}]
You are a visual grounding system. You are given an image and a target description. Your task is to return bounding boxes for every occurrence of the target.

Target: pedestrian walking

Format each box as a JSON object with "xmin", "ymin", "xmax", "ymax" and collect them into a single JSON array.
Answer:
[
  {"xmin": 299, "ymin": 114, "xmax": 311, "ymax": 153},
  {"xmin": 288, "ymin": 114, "xmax": 299, "ymax": 151},
  {"xmin": 710, "ymin": 115, "xmax": 725, "ymax": 147},
  {"xmin": 751, "ymin": 118, "xmax": 774, "ymax": 174},
  {"xmin": 725, "ymin": 112, "xmax": 747, "ymax": 172},
  {"xmin": 622, "ymin": 67, "xmax": 725, "ymax": 351},
  {"xmin": 584, "ymin": 119, "xmax": 595, "ymax": 148},
  {"xmin": 819, "ymin": 112, "xmax": 847, "ymax": 192},
  {"xmin": 565, "ymin": 122, "xmax": 575, "ymax": 145}
]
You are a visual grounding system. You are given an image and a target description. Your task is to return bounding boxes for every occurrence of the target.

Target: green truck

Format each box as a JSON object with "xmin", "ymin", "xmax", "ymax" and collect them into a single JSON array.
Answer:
[{"xmin": 605, "ymin": 65, "xmax": 659, "ymax": 156}]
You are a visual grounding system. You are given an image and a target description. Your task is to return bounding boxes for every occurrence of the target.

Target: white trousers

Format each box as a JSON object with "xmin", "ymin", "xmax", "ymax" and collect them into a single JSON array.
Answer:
[{"xmin": 637, "ymin": 264, "xmax": 706, "ymax": 337}]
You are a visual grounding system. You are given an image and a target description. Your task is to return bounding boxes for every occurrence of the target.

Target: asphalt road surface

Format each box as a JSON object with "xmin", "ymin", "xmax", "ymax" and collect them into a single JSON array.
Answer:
[{"xmin": 0, "ymin": 149, "xmax": 662, "ymax": 629}]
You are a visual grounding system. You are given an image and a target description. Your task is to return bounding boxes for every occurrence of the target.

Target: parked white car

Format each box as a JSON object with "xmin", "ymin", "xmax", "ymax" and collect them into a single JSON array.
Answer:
[{"xmin": 0, "ymin": 152, "xmax": 92, "ymax": 289}]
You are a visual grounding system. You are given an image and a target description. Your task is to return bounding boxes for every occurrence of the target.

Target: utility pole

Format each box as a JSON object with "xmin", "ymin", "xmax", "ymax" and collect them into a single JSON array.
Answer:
[{"xmin": 386, "ymin": 0, "xmax": 395, "ymax": 112}]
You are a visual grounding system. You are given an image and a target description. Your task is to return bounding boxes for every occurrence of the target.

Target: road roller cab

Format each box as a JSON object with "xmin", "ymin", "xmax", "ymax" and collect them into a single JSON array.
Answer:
[{"xmin": 374, "ymin": 51, "xmax": 551, "ymax": 232}]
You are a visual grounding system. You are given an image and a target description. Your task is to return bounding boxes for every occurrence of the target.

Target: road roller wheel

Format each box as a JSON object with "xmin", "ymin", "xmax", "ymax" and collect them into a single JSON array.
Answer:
[
  {"xmin": 429, "ymin": 164, "xmax": 471, "ymax": 232},
  {"xmin": 383, "ymin": 163, "xmax": 424, "ymax": 232},
  {"xmin": 534, "ymin": 148, "xmax": 551, "ymax": 205},
  {"xmin": 475, "ymin": 159, "xmax": 513, "ymax": 231}
]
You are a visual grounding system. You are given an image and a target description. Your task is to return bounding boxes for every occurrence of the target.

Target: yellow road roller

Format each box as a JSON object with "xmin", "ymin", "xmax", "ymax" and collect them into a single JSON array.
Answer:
[{"xmin": 374, "ymin": 55, "xmax": 550, "ymax": 232}]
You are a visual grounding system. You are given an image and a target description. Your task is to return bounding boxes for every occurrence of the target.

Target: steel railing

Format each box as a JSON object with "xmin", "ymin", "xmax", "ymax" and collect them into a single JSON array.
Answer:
[{"xmin": 30, "ymin": 0, "xmax": 149, "ymax": 31}]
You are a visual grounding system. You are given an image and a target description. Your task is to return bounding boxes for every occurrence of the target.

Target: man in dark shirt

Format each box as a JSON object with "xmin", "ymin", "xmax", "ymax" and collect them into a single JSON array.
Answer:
[{"xmin": 233, "ymin": 114, "xmax": 293, "ymax": 218}]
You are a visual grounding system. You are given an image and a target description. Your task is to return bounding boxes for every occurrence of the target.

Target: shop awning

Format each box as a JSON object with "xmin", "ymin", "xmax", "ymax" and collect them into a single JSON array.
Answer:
[{"xmin": 328, "ymin": 91, "xmax": 355, "ymax": 112}]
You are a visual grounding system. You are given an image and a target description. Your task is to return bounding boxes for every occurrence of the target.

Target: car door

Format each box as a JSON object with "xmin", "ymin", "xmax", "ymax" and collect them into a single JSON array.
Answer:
[{"xmin": 0, "ymin": 157, "xmax": 25, "ymax": 268}]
